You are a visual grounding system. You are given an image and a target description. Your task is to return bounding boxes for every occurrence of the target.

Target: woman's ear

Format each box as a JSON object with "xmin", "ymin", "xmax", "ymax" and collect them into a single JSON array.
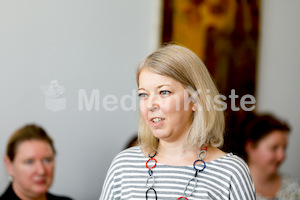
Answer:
[
  {"xmin": 192, "ymin": 104, "xmax": 197, "ymax": 111},
  {"xmin": 4, "ymin": 156, "xmax": 14, "ymax": 177},
  {"xmin": 245, "ymin": 141, "xmax": 255, "ymax": 155}
]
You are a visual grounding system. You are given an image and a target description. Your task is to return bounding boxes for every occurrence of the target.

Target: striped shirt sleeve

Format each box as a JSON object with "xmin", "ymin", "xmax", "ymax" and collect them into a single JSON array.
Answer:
[{"xmin": 227, "ymin": 155, "xmax": 256, "ymax": 199}]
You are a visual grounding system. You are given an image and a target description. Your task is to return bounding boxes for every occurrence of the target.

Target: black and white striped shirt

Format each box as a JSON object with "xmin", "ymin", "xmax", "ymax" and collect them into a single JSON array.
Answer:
[{"xmin": 100, "ymin": 146, "xmax": 256, "ymax": 200}]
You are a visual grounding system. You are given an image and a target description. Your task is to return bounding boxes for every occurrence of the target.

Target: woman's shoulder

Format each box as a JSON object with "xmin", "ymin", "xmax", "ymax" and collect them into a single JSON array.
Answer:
[
  {"xmin": 0, "ymin": 184, "xmax": 20, "ymax": 200},
  {"xmin": 115, "ymin": 146, "xmax": 144, "ymax": 158},
  {"xmin": 278, "ymin": 175, "xmax": 300, "ymax": 198},
  {"xmin": 105, "ymin": 146, "xmax": 147, "ymax": 177},
  {"xmin": 282, "ymin": 174, "xmax": 300, "ymax": 185},
  {"xmin": 211, "ymin": 152, "xmax": 247, "ymax": 165},
  {"xmin": 0, "ymin": 185, "xmax": 73, "ymax": 200},
  {"xmin": 110, "ymin": 146, "xmax": 146, "ymax": 166},
  {"xmin": 209, "ymin": 153, "xmax": 251, "ymax": 176},
  {"xmin": 118, "ymin": 145, "xmax": 143, "ymax": 155},
  {"xmin": 208, "ymin": 153, "xmax": 255, "ymax": 197}
]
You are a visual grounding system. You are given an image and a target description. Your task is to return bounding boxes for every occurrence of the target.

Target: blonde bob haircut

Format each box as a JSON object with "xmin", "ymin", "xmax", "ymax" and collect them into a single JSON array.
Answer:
[{"xmin": 136, "ymin": 44, "xmax": 225, "ymax": 153}]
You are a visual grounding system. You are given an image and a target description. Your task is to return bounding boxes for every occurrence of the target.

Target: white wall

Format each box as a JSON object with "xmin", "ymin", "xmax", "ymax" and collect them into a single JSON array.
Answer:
[
  {"xmin": 0, "ymin": 0, "xmax": 162, "ymax": 199},
  {"xmin": 257, "ymin": 0, "xmax": 300, "ymax": 179}
]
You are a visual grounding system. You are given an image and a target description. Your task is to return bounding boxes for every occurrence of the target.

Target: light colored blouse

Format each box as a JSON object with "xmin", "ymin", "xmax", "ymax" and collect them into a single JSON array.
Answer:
[{"xmin": 256, "ymin": 175, "xmax": 300, "ymax": 200}]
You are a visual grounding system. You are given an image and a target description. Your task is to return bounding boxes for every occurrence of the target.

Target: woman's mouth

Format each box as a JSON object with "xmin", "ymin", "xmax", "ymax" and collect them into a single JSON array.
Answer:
[
  {"xmin": 150, "ymin": 118, "xmax": 165, "ymax": 127},
  {"xmin": 35, "ymin": 179, "xmax": 47, "ymax": 185}
]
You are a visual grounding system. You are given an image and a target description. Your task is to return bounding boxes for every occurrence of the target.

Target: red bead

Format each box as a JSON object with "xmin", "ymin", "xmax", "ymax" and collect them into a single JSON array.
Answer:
[
  {"xmin": 146, "ymin": 157, "xmax": 157, "ymax": 169},
  {"xmin": 177, "ymin": 197, "xmax": 188, "ymax": 200},
  {"xmin": 201, "ymin": 146, "xmax": 207, "ymax": 151}
]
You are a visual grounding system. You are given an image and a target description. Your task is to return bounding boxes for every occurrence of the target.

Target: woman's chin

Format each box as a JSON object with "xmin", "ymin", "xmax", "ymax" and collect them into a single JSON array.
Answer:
[
  {"xmin": 32, "ymin": 185, "xmax": 49, "ymax": 195},
  {"xmin": 265, "ymin": 166, "xmax": 279, "ymax": 176},
  {"xmin": 151, "ymin": 130, "xmax": 168, "ymax": 139}
]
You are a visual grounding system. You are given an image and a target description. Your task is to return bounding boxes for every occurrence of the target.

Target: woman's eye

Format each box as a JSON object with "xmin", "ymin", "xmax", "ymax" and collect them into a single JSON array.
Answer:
[
  {"xmin": 270, "ymin": 145, "xmax": 278, "ymax": 152},
  {"xmin": 25, "ymin": 159, "xmax": 33, "ymax": 165},
  {"xmin": 160, "ymin": 90, "xmax": 171, "ymax": 95},
  {"xmin": 138, "ymin": 93, "xmax": 147, "ymax": 98},
  {"xmin": 43, "ymin": 157, "xmax": 53, "ymax": 164}
]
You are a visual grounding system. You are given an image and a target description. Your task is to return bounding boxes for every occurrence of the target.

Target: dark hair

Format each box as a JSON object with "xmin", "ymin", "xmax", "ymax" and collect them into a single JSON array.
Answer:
[
  {"xmin": 6, "ymin": 124, "xmax": 56, "ymax": 161},
  {"xmin": 242, "ymin": 114, "xmax": 290, "ymax": 160},
  {"xmin": 245, "ymin": 114, "xmax": 290, "ymax": 144}
]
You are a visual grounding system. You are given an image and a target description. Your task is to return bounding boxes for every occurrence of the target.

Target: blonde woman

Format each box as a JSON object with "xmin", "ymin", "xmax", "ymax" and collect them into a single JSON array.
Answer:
[{"xmin": 100, "ymin": 44, "xmax": 255, "ymax": 200}]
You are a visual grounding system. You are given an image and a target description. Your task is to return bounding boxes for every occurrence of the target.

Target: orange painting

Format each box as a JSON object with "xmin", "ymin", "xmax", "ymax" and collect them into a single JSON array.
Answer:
[{"xmin": 162, "ymin": 0, "xmax": 260, "ymax": 154}]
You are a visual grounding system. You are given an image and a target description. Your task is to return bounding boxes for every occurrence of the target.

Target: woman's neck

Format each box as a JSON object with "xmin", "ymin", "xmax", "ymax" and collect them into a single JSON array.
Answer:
[
  {"xmin": 12, "ymin": 182, "xmax": 47, "ymax": 200},
  {"xmin": 248, "ymin": 164, "xmax": 279, "ymax": 182},
  {"xmin": 248, "ymin": 164, "xmax": 281, "ymax": 198},
  {"xmin": 154, "ymin": 141, "xmax": 226, "ymax": 166},
  {"xmin": 155, "ymin": 141, "xmax": 197, "ymax": 166}
]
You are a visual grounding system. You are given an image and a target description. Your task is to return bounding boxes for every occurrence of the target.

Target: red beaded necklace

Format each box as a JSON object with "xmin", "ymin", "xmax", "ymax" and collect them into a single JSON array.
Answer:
[{"xmin": 145, "ymin": 146, "xmax": 207, "ymax": 200}]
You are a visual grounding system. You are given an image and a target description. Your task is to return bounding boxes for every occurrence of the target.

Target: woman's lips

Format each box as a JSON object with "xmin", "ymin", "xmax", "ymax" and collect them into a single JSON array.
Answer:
[
  {"xmin": 35, "ymin": 179, "xmax": 47, "ymax": 185},
  {"xmin": 150, "ymin": 117, "xmax": 165, "ymax": 127}
]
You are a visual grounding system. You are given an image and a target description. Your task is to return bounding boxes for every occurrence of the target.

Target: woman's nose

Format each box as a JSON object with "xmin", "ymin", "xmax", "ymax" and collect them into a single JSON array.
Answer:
[
  {"xmin": 147, "ymin": 95, "xmax": 160, "ymax": 111},
  {"xmin": 36, "ymin": 161, "xmax": 46, "ymax": 174},
  {"xmin": 149, "ymin": 103, "xmax": 159, "ymax": 111},
  {"xmin": 277, "ymin": 148, "xmax": 286, "ymax": 162}
]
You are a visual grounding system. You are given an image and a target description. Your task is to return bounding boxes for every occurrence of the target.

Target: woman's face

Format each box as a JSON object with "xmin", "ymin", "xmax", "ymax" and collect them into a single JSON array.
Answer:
[
  {"xmin": 247, "ymin": 130, "xmax": 288, "ymax": 175},
  {"xmin": 6, "ymin": 139, "xmax": 55, "ymax": 198},
  {"xmin": 138, "ymin": 69, "xmax": 195, "ymax": 143}
]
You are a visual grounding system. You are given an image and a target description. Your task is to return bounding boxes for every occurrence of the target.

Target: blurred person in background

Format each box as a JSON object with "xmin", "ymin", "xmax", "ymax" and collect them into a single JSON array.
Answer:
[
  {"xmin": 243, "ymin": 114, "xmax": 300, "ymax": 199},
  {"xmin": 0, "ymin": 124, "xmax": 73, "ymax": 200}
]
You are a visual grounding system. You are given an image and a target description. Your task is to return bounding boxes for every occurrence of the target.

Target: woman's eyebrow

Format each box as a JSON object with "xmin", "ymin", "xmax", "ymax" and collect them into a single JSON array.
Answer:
[
  {"xmin": 138, "ymin": 84, "xmax": 171, "ymax": 91},
  {"xmin": 157, "ymin": 84, "xmax": 171, "ymax": 89}
]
